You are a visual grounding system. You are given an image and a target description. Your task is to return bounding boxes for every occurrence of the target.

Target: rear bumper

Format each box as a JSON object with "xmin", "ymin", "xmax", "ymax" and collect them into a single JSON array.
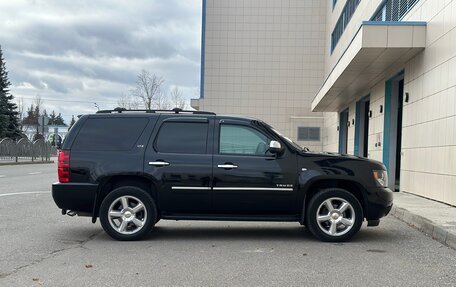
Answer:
[
  {"xmin": 365, "ymin": 187, "xmax": 394, "ymax": 220},
  {"xmin": 52, "ymin": 182, "xmax": 98, "ymax": 214}
]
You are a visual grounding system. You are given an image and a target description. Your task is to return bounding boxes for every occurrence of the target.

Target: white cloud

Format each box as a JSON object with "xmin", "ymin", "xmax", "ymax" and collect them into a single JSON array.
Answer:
[{"xmin": 0, "ymin": 0, "xmax": 202, "ymax": 122}]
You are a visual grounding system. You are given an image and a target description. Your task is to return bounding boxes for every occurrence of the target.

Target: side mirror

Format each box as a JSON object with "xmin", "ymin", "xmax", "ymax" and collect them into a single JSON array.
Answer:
[{"xmin": 269, "ymin": 140, "xmax": 283, "ymax": 154}]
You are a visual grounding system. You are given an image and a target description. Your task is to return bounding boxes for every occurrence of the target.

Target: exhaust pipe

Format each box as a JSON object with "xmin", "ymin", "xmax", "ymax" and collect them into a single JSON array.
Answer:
[{"xmin": 66, "ymin": 210, "xmax": 77, "ymax": 217}]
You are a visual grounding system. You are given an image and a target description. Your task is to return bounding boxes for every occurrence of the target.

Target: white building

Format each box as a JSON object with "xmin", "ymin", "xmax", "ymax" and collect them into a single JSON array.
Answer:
[
  {"xmin": 192, "ymin": 0, "xmax": 328, "ymax": 151},
  {"xmin": 192, "ymin": 0, "xmax": 456, "ymax": 206}
]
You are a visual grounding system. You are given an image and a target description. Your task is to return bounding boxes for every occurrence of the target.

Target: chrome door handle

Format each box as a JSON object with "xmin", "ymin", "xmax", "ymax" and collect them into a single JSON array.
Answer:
[
  {"xmin": 217, "ymin": 164, "xmax": 238, "ymax": 169},
  {"xmin": 149, "ymin": 161, "xmax": 170, "ymax": 167}
]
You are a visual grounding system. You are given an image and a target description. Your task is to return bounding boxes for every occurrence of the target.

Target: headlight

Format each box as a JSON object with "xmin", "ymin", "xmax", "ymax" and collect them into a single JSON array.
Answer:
[{"xmin": 373, "ymin": 170, "xmax": 388, "ymax": 187}]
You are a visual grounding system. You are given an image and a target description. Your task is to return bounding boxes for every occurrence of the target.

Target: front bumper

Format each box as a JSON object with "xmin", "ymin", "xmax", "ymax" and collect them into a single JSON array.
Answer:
[
  {"xmin": 365, "ymin": 187, "xmax": 394, "ymax": 220},
  {"xmin": 52, "ymin": 182, "xmax": 98, "ymax": 214}
]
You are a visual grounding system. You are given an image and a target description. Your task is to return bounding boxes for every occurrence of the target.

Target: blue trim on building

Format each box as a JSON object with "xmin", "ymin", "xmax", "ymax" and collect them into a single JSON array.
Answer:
[
  {"xmin": 200, "ymin": 0, "xmax": 206, "ymax": 99},
  {"xmin": 338, "ymin": 109, "xmax": 348, "ymax": 154},
  {"xmin": 362, "ymin": 21, "xmax": 427, "ymax": 26},
  {"xmin": 354, "ymin": 101, "xmax": 361, "ymax": 156},
  {"xmin": 383, "ymin": 70, "xmax": 404, "ymax": 170},
  {"xmin": 382, "ymin": 80, "xmax": 392, "ymax": 170},
  {"xmin": 354, "ymin": 95, "xmax": 370, "ymax": 156}
]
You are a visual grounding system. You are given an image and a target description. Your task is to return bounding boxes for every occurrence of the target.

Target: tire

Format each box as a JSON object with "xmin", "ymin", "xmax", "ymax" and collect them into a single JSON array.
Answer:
[
  {"xmin": 306, "ymin": 188, "xmax": 363, "ymax": 242},
  {"xmin": 99, "ymin": 186, "xmax": 157, "ymax": 241}
]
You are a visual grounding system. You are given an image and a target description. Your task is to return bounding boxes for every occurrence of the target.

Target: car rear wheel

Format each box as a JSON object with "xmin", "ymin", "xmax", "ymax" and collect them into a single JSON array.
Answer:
[
  {"xmin": 306, "ymin": 188, "xmax": 363, "ymax": 242},
  {"xmin": 99, "ymin": 186, "xmax": 157, "ymax": 241}
]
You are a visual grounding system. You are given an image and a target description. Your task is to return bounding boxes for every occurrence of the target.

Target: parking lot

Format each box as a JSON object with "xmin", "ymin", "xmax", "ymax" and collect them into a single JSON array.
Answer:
[{"xmin": 1, "ymin": 162, "xmax": 455, "ymax": 286}]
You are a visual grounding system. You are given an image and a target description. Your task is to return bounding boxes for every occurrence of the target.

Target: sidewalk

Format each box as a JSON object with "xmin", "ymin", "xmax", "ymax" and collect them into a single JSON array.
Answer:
[{"xmin": 391, "ymin": 191, "xmax": 456, "ymax": 249}]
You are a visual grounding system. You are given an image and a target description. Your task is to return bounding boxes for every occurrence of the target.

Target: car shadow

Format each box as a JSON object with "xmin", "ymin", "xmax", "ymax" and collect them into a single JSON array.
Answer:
[
  {"xmin": 145, "ymin": 225, "xmax": 314, "ymax": 242},
  {"xmin": 91, "ymin": 222, "xmax": 395, "ymax": 243},
  {"xmin": 147, "ymin": 224, "xmax": 395, "ymax": 243}
]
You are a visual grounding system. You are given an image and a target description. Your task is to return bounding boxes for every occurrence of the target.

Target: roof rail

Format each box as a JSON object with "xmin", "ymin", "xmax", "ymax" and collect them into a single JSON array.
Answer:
[{"xmin": 96, "ymin": 107, "xmax": 216, "ymax": 115}]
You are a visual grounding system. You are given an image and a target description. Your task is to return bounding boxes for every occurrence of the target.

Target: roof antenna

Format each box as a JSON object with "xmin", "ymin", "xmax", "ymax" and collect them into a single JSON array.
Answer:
[
  {"xmin": 172, "ymin": 107, "xmax": 182, "ymax": 114},
  {"xmin": 114, "ymin": 107, "xmax": 126, "ymax": 113}
]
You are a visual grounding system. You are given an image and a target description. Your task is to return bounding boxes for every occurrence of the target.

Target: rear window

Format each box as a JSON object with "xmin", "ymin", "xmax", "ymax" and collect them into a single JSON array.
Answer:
[
  {"xmin": 155, "ymin": 122, "xmax": 208, "ymax": 154},
  {"xmin": 72, "ymin": 117, "xmax": 149, "ymax": 151}
]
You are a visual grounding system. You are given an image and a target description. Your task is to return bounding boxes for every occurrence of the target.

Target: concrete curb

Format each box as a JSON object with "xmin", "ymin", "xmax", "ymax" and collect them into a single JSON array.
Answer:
[
  {"xmin": 0, "ymin": 160, "xmax": 54, "ymax": 166},
  {"xmin": 390, "ymin": 205, "xmax": 455, "ymax": 250}
]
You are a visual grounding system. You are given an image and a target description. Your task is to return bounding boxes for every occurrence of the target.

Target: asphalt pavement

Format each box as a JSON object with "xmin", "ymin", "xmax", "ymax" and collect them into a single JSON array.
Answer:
[{"xmin": 0, "ymin": 163, "xmax": 455, "ymax": 286}]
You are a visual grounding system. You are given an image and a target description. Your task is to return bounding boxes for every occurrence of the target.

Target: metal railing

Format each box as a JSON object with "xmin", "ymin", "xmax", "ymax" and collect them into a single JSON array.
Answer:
[{"xmin": 0, "ymin": 138, "xmax": 56, "ymax": 162}]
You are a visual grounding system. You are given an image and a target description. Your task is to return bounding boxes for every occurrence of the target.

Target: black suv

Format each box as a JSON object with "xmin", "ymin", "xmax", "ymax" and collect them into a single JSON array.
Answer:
[{"xmin": 52, "ymin": 109, "xmax": 393, "ymax": 242}]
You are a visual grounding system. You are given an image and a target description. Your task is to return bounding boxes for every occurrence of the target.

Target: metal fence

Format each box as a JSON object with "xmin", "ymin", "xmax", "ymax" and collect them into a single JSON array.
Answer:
[{"xmin": 0, "ymin": 138, "xmax": 57, "ymax": 162}]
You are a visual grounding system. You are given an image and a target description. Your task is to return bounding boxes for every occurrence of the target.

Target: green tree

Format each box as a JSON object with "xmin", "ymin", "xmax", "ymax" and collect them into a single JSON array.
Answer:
[
  {"xmin": 54, "ymin": 113, "xmax": 66, "ymax": 126},
  {"xmin": 22, "ymin": 104, "xmax": 39, "ymax": 125},
  {"xmin": 0, "ymin": 45, "xmax": 20, "ymax": 139},
  {"xmin": 48, "ymin": 110, "xmax": 57, "ymax": 125},
  {"xmin": 48, "ymin": 110, "xmax": 66, "ymax": 126}
]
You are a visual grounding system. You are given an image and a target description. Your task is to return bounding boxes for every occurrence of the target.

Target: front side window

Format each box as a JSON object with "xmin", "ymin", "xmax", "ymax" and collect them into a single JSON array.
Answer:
[
  {"xmin": 155, "ymin": 122, "xmax": 208, "ymax": 154},
  {"xmin": 219, "ymin": 124, "xmax": 270, "ymax": 155}
]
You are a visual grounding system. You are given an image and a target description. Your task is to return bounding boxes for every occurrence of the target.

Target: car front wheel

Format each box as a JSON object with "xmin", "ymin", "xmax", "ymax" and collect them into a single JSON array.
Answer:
[
  {"xmin": 99, "ymin": 186, "xmax": 157, "ymax": 241},
  {"xmin": 306, "ymin": 188, "xmax": 363, "ymax": 242}
]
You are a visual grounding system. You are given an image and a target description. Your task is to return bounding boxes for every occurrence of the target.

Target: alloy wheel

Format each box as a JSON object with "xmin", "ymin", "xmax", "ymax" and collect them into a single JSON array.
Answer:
[
  {"xmin": 316, "ymin": 197, "xmax": 355, "ymax": 236},
  {"xmin": 107, "ymin": 195, "xmax": 147, "ymax": 235}
]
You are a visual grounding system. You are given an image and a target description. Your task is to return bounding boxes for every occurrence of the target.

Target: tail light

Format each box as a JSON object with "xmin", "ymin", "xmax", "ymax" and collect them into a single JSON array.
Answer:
[{"xmin": 58, "ymin": 150, "xmax": 70, "ymax": 183}]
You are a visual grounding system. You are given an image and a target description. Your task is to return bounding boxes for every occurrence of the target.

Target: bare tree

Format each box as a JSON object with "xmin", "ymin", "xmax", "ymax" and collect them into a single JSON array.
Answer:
[
  {"xmin": 35, "ymin": 95, "xmax": 44, "ymax": 137},
  {"xmin": 117, "ymin": 92, "xmax": 141, "ymax": 110},
  {"xmin": 14, "ymin": 96, "xmax": 26, "ymax": 135},
  {"xmin": 131, "ymin": 70, "xmax": 165, "ymax": 110},
  {"xmin": 16, "ymin": 96, "xmax": 25, "ymax": 120},
  {"xmin": 169, "ymin": 86, "xmax": 186, "ymax": 109},
  {"xmin": 34, "ymin": 95, "xmax": 44, "ymax": 114},
  {"xmin": 155, "ymin": 90, "xmax": 170, "ymax": 110}
]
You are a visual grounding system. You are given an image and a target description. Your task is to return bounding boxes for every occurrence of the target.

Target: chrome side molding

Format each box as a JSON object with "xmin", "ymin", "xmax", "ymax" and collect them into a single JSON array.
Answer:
[{"xmin": 171, "ymin": 186, "xmax": 211, "ymax": 190}]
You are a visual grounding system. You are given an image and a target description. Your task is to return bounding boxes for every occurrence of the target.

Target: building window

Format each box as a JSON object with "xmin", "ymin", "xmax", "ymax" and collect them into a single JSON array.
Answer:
[
  {"xmin": 371, "ymin": 0, "xmax": 419, "ymax": 22},
  {"xmin": 331, "ymin": 0, "xmax": 361, "ymax": 53},
  {"xmin": 332, "ymin": 0, "xmax": 337, "ymax": 9},
  {"xmin": 297, "ymin": 127, "xmax": 321, "ymax": 141}
]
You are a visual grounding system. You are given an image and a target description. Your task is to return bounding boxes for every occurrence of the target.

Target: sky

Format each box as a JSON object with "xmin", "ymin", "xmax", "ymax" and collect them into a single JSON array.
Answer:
[{"xmin": 0, "ymin": 0, "xmax": 202, "ymax": 123}]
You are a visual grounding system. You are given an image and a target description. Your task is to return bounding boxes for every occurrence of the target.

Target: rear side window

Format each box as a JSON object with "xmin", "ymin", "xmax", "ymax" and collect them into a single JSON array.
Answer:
[
  {"xmin": 73, "ymin": 117, "xmax": 149, "ymax": 151},
  {"xmin": 155, "ymin": 122, "xmax": 208, "ymax": 154}
]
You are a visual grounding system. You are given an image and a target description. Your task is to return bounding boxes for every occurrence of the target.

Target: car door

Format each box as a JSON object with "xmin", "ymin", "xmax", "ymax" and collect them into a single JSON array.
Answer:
[
  {"xmin": 212, "ymin": 118, "xmax": 299, "ymax": 215},
  {"xmin": 143, "ymin": 115, "xmax": 214, "ymax": 214}
]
